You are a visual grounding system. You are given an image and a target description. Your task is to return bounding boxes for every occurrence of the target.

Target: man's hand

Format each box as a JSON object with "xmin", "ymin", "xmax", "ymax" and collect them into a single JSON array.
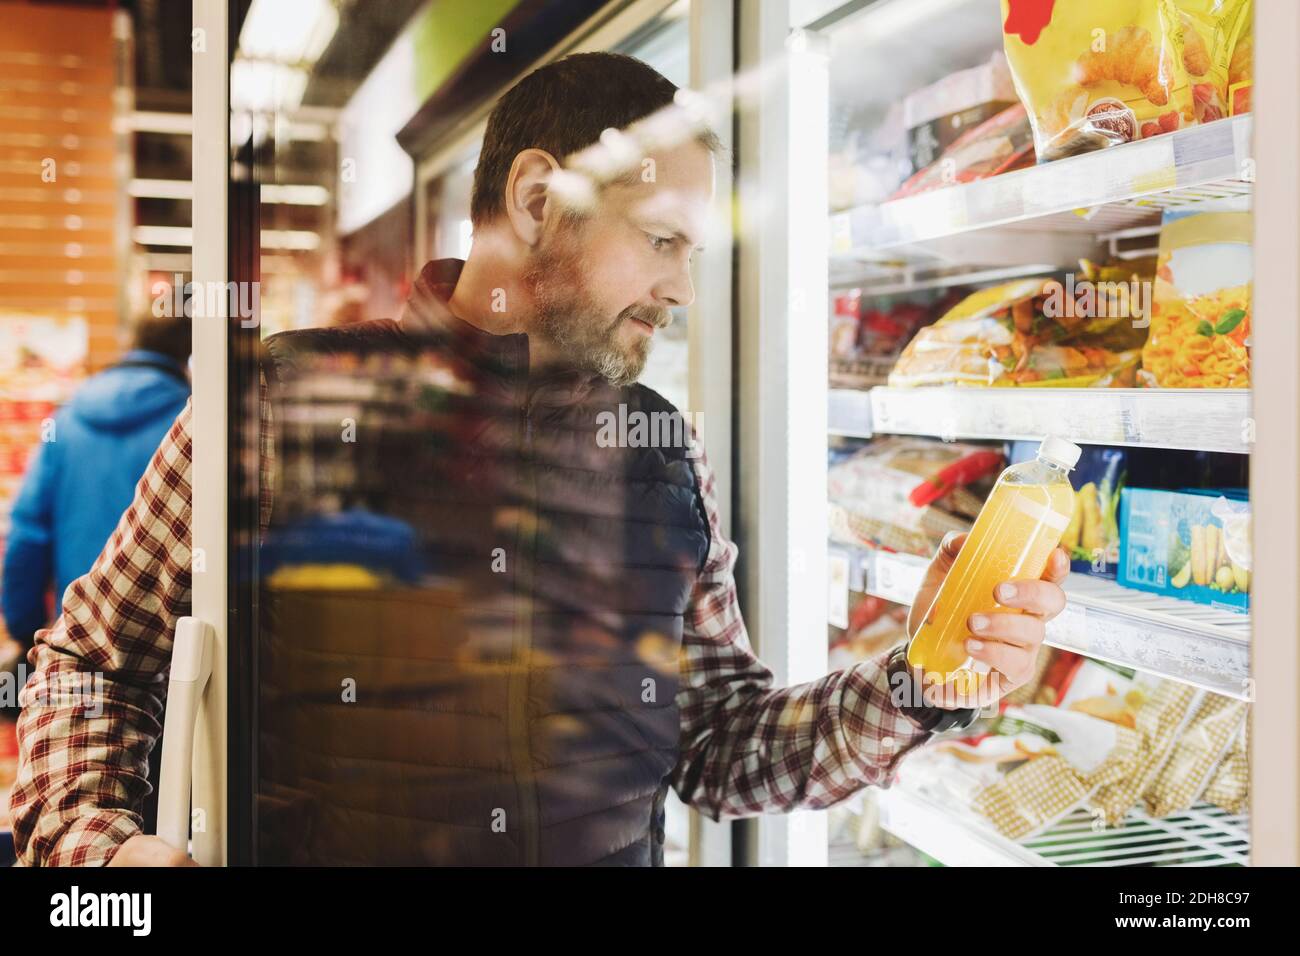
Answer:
[
  {"xmin": 106, "ymin": 834, "xmax": 200, "ymax": 867},
  {"xmin": 906, "ymin": 531, "xmax": 1069, "ymax": 711}
]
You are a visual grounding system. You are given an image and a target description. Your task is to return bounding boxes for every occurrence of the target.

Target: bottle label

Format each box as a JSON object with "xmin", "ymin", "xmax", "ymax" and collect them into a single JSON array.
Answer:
[{"xmin": 1011, "ymin": 493, "xmax": 1069, "ymax": 531}]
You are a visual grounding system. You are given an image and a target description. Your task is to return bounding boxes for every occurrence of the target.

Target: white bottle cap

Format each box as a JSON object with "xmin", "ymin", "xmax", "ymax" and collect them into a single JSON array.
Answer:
[{"xmin": 1039, "ymin": 435, "xmax": 1082, "ymax": 471}]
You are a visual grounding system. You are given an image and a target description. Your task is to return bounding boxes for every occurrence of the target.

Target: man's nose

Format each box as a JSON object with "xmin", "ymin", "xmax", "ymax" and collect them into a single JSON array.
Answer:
[{"xmin": 654, "ymin": 261, "xmax": 695, "ymax": 309}]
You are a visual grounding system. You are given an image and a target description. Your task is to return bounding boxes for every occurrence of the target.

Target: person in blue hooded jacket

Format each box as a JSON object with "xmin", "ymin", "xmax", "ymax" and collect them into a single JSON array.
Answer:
[{"xmin": 2, "ymin": 316, "xmax": 190, "ymax": 650}]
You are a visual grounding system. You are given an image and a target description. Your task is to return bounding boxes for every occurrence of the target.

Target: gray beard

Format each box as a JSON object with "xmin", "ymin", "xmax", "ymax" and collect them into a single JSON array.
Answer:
[
  {"xmin": 524, "ymin": 244, "xmax": 655, "ymax": 387},
  {"xmin": 536, "ymin": 308, "xmax": 649, "ymax": 387}
]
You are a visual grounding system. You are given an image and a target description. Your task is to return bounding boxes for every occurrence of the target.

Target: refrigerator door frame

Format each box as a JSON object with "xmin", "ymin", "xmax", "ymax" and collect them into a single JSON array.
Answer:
[
  {"xmin": 189, "ymin": 0, "xmax": 231, "ymax": 867},
  {"xmin": 1250, "ymin": 0, "xmax": 1299, "ymax": 868},
  {"xmin": 684, "ymin": 0, "xmax": 737, "ymax": 868},
  {"xmin": 736, "ymin": 0, "xmax": 831, "ymax": 867}
]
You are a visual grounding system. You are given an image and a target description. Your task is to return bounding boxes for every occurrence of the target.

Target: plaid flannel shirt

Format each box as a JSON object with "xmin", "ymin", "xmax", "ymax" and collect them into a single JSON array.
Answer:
[{"xmin": 10, "ymin": 392, "xmax": 933, "ymax": 866}]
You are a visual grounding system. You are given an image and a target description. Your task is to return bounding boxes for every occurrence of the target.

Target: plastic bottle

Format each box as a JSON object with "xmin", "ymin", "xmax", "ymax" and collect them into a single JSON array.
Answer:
[{"xmin": 907, "ymin": 435, "xmax": 1081, "ymax": 692}]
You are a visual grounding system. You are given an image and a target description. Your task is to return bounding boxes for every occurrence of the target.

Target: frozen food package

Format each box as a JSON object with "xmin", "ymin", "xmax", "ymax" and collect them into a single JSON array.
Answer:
[
  {"xmin": 1201, "ymin": 720, "xmax": 1249, "ymax": 814},
  {"xmin": 897, "ymin": 663, "xmax": 1141, "ymax": 841},
  {"xmin": 1000, "ymin": 645, "xmax": 1071, "ymax": 708},
  {"xmin": 1118, "ymin": 488, "xmax": 1250, "ymax": 613},
  {"xmin": 1064, "ymin": 448, "xmax": 1126, "ymax": 577},
  {"xmin": 903, "ymin": 52, "xmax": 1019, "ymax": 174},
  {"xmin": 829, "ymin": 101, "xmax": 909, "ymax": 210},
  {"xmin": 1211, "ymin": 494, "xmax": 1251, "ymax": 571},
  {"xmin": 1173, "ymin": 0, "xmax": 1253, "ymax": 123},
  {"xmin": 1001, "ymin": 0, "xmax": 1196, "ymax": 161},
  {"xmin": 830, "ymin": 290, "xmax": 861, "ymax": 360},
  {"xmin": 1089, "ymin": 680, "xmax": 1200, "ymax": 825},
  {"xmin": 828, "ymin": 593, "xmax": 909, "ymax": 669},
  {"xmin": 965, "ymin": 705, "xmax": 1139, "ymax": 840},
  {"xmin": 1227, "ymin": 2, "xmax": 1252, "ymax": 114},
  {"xmin": 892, "ymin": 103, "xmax": 1036, "ymax": 199},
  {"xmin": 827, "ymin": 437, "xmax": 1002, "ymax": 555},
  {"xmin": 1058, "ymin": 657, "xmax": 1154, "ymax": 730},
  {"xmin": 1140, "ymin": 199, "xmax": 1252, "ymax": 388},
  {"xmin": 889, "ymin": 272, "xmax": 1149, "ymax": 388},
  {"xmin": 1142, "ymin": 692, "xmax": 1247, "ymax": 816}
]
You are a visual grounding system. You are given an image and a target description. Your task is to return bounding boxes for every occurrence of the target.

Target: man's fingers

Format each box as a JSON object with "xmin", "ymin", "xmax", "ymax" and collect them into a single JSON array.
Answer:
[
  {"xmin": 964, "ymin": 637, "xmax": 1036, "ymax": 687},
  {"xmin": 941, "ymin": 531, "xmax": 967, "ymax": 557},
  {"xmin": 991, "ymin": 578, "xmax": 1067, "ymax": 620},
  {"xmin": 968, "ymin": 610, "xmax": 1046, "ymax": 651},
  {"xmin": 1043, "ymin": 546, "xmax": 1070, "ymax": 584},
  {"xmin": 107, "ymin": 834, "xmax": 199, "ymax": 867}
]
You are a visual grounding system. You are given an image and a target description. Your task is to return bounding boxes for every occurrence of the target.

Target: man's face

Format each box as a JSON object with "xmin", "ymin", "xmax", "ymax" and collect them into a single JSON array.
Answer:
[{"xmin": 523, "ymin": 140, "xmax": 714, "ymax": 386}]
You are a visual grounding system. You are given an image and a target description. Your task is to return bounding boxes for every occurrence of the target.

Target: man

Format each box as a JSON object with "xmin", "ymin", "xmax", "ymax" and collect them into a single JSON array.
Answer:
[
  {"xmin": 10, "ymin": 53, "xmax": 1067, "ymax": 867},
  {"xmin": 2, "ymin": 316, "xmax": 190, "ymax": 652}
]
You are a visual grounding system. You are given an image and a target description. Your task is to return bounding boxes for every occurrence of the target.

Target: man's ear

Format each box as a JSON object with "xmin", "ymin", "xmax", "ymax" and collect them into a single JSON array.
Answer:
[{"xmin": 504, "ymin": 148, "xmax": 560, "ymax": 247}]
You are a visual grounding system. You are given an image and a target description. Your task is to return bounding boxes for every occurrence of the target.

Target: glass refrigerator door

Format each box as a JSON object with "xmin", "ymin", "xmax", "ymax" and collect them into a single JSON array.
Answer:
[{"xmin": 180, "ymin": 0, "xmax": 737, "ymax": 867}]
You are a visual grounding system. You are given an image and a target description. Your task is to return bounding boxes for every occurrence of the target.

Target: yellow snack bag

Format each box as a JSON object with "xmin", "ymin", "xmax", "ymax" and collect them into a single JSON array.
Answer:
[
  {"xmin": 1001, "ymin": 0, "xmax": 1196, "ymax": 160},
  {"xmin": 1227, "ymin": 2, "xmax": 1253, "ymax": 115},
  {"xmin": 1140, "ymin": 200, "xmax": 1252, "ymax": 388},
  {"xmin": 1173, "ymin": 0, "xmax": 1253, "ymax": 124}
]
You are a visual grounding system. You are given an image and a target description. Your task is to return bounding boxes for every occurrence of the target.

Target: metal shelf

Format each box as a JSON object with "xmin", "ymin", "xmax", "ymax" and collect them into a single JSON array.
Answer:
[
  {"xmin": 851, "ymin": 386, "xmax": 1252, "ymax": 454},
  {"xmin": 831, "ymin": 115, "xmax": 1253, "ymax": 254},
  {"xmin": 838, "ymin": 545, "xmax": 1252, "ymax": 699},
  {"xmin": 827, "ymin": 387, "xmax": 874, "ymax": 437},
  {"xmin": 878, "ymin": 787, "xmax": 1249, "ymax": 866},
  {"xmin": 1052, "ymin": 575, "xmax": 1251, "ymax": 701}
]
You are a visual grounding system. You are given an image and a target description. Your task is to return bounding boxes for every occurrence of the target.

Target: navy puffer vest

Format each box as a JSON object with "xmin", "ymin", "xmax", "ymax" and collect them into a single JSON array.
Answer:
[{"xmin": 254, "ymin": 299, "xmax": 709, "ymax": 865}]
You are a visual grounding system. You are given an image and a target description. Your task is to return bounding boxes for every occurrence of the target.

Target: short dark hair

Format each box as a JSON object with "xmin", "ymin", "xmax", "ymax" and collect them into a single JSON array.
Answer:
[
  {"xmin": 131, "ymin": 314, "xmax": 191, "ymax": 364},
  {"xmin": 470, "ymin": 51, "xmax": 720, "ymax": 225}
]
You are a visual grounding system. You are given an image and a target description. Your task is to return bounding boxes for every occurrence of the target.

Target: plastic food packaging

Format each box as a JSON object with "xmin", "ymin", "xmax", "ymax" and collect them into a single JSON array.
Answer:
[
  {"xmin": 907, "ymin": 436, "xmax": 1080, "ymax": 691},
  {"xmin": 1012, "ymin": 442, "xmax": 1126, "ymax": 578},
  {"xmin": 828, "ymin": 437, "xmax": 1003, "ymax": 557},
  {"xmin": 896, "ymin": 654, "xmax": 1163, "ymax": 839},
  {"xmin": 903, "ymin": 52, "xmax": 1019, "ymax": 174},
  {"xmin": 828, "ymin": 594, "xmax": 909, "ymax": 670},
  {"xmin": 1173, "ymin": 0, "xmax": 1253, "ymax": 123},
  {"xmin": 898, "ymin": 691, "xmax": 1139, "ymax": 841},
  {"xmin": 1090, "ymin": 681, "xmax": 1200, "ymax": 825},
  {"xmin": 1227, "ymin": 3, "xmax": 1253, "ymax": 115},
  {"xmin": 1140, "ymin": 200, "xmax": 1252, "ymax": 389},
  {"xmin": 889, "ymin": 267, "xmax": 1151, "ymax": 388},
  {"xmin": 1118, "ymin": 488, "xmax": 1250, "ymax": 613},
  {"xmin": 1001, "ymin": 0, "xmax": 1195, "ymax": 161},
  {"xmin": 1201, "ymin": 720, "xmax": 1249, "ymax": 813},
  {"xmin": 1142, "ymin": 692, "xmax": 1248, "ymax": 816},
  {"xmin": 892, "ymin": 103, "xmax": 1036, "ymax": 199},
  {"xmin": 970, "ymin": 705, "xmax": 1140, "ymax": 840},
  {"xmin": 1058, "ymin": 657, "xmax": 1155, "ymax": 730}
]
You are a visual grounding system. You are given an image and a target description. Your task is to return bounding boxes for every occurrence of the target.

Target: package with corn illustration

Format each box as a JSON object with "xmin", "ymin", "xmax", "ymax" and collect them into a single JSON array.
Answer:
[
  {"xmin": 1001, "ymin": 0, "xmax": 1196, "ymax": 161},
  {"xmin": 1118, "ymin": 487, "xmax": 1250, "ymax": 612},
  {"xmin": 1010, "ymin": 443, "xmax": 1126, "ymax": 578}
]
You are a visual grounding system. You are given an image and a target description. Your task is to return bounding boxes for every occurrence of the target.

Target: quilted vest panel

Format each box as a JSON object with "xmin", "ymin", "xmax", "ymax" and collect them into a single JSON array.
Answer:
[{"xmin": 253, "ymin": 319, "xmax": 709, "ymax": 865}]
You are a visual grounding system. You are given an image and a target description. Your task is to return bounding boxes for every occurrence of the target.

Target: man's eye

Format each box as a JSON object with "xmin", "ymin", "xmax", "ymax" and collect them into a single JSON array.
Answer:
[{"xmin": 648, "ymin": 234, "xmax": 671, "ymax": 251}]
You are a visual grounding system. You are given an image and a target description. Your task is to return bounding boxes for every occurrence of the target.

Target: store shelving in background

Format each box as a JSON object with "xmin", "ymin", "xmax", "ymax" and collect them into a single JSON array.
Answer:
[
  {"xmin": 815, "ymin": 0, "xmax": 1260, "ymax": 868},
  {"xmin": 830, "ymin": 386, "xmax": 1252, "ymax": 454},
  {"xmin": 877, "ymin": 788, "xmax": 1249, "ymax": 867},
  {"xmin": 831, "ymin": 115, "xmax": 1253, "ymax": 256},
  {"xmin": 831, "ymin": 544, "xmax": 1252, "ymax": 701}
]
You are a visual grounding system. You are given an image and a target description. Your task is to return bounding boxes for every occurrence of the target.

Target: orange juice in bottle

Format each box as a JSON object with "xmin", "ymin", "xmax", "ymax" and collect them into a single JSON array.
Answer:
[{"xmin": 908, "ymin": 436, "xmax": 1080, "ymax": 691}]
